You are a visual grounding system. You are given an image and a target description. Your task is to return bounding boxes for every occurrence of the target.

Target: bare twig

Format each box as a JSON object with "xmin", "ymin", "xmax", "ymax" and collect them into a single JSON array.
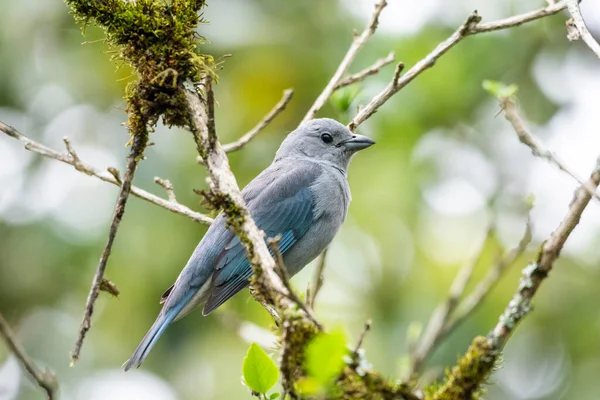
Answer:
[
  {"xmin": 432, "ymin": 158, "xmax": 600, "ymax": 398},
  {"xmin": 0, "ymin": 313, "xmax": 58, "ymax": 400},
  {"xmin": 500, "ymin": 97, "xmax": 600, "ymax": 202},
  {"xmin": 334, "ymin": 52, "xmax": 395, "ymax": 89},
  {"xmin": 353, "ymin": 319, "xmax": 372, "ymax": 354},
  {"xmin": 489, "ymin": 159, "xmax": 600, "ymax": 349},
  {"xmin": 409, "ymin": 225, "xmax": 494, "ymax": 376},
  {"xmin": 306, "ymin": 249, "xmax": 328, "ymax": 309},
  {"xmin": 267, "ymin": 237, "xmax": 323, "ymax": 329},
  {"xmin": 301, "ymin": 0, "xmax": 391, "ymax": 310},
  {"xmin": 566, "ymin": 0, "xmax": 600, "ymax": 58},
  {"xmin": 473, "ymin": 1, "xmax": 567, "ymax": 33},
  {"xmin": 71, "ymin": 127, "xmax": 148, "ymax": 364},
  {"xmin": 0, "ymin": 121, "xmax": 213, "ymax": 225},
  {"xmin": 411, "ymin": 202, "xmax": 534, "ymax": 377},
  {"xmin": 223, "ymin": 89, "xmax": 294, "ymax": 153},
  {"xmin": 154, "ymin": 177, "xmax": 177, "ymax": 202},
  {"xmin": 197, "ymin": 89, "xmax": 294, "ymax": 164},
  {"xmin": 348, "ymin": 1, "xmax": 568, "ymax": 131},
  {"xmin": 301, "ymin": 0, "xmax": 388, "ymax": 123},
  {"xmin": 444, "ymin": 211, "xmax": 533, "ymax": 338}
]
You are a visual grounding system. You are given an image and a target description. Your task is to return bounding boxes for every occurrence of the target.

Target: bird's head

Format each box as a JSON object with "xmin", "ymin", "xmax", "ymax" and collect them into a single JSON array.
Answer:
[{"xmin": 275, "ymin": 118, "xmax": 375, "ymax": 170}]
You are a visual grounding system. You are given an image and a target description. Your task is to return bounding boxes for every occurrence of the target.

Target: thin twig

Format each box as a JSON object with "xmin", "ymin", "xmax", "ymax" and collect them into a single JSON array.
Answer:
[
  {"xmin": 0, "ymin": 121, "xmax": 213, "ymax": 225},
  {"xmin": 71, "ymin": 128, "xmax": 148, "ymax": 364},
  {"xmin": 197, "ymin": 89, "xmax": 294, "ymax": 164},
  {"xmin": 409, "ymin": 225, "xmax": 494, "ymax": 376},
  {"xmin": 500, "ymin": 97, "xmax": 600, "ymax": 202},
  {"xmin": 0, "ymin": 313, "xmax": 58, "ymax": 400},
  {"xmin": 445, "ymin": 211, "xmax": 533, "ymax": 337},
  {"xmin": 334, "ymin": 52, "xmax": 395, "ymax": 89},
  {"xmin": 348, "ymin": 1, "xmax": 568, "ymax": 131},
  {"xmin": 432, "ymin": 158, "xmax": 600, "ymax": 398},
  {"xmin": 566, "ymin": 0, "xmax": 600, "ymax": 58},
  {"xmin": 223, "ymin": 89, "xmax": 294, "ymax": 152},
  {"xmin": 473, "ymin": 1, "xmax": 567, "ymax": 33},
  {"xmin": 154, "ymin": 177, "xmax": 177, "ymax": 202},
  {"xmin": 306, "ymin": 249, "xmax": 328, "ymax": 309},
  {"xmin": 353, "ymin": 319, "xmax": 372, "ymax": 354},
  {"xmin": 267, "ymin": 237, "xmax": 323, "ymax": 330},
  {"xmin": 301, "ymin": 0, "xmax": 388, "ymax": 123},
  {"xmin": 489, "ymin": 159, "xmax": 600, "ymax": 349}
]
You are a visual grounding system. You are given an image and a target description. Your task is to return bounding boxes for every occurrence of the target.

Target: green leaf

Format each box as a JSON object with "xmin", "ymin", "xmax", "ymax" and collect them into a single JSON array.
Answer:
[
  {"xmin": 330, "ymin": 86, "xmax": 361, "ymax": 112},
  {"xmin": 482, "ymin": 80, "xmax": 518, "ymax": 99},
  {"xmin": 295, "ymin": 377, "xmax": 321, "ymax": 396},
  {"xmin": 305, "ymin": 328, "xmax": 348, "ymax": 385},
  {"xmin": 242, "ymin": 343, "xmax": 279, "ymax": 394},
  {"xmin": 269, "ymin": 393, "xmax": 280, "ymax": 400}
]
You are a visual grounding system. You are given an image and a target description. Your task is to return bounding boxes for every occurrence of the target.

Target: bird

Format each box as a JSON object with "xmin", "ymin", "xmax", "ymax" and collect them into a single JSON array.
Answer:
[{"xmin": 124, "ymin": 118, "xmax": 375, "ymax": 370}]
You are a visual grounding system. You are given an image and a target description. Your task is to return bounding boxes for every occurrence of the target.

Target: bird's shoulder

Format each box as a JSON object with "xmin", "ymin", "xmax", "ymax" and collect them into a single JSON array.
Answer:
[{"xmin": 242, "ymin": 159, "xmax": 325, "ymax": 206}]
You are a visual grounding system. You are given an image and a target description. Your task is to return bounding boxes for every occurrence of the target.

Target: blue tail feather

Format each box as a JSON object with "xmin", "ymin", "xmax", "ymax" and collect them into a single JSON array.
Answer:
[{"xmin": 123, "ymin": 305, "xmax": 182, "ymax": 371}]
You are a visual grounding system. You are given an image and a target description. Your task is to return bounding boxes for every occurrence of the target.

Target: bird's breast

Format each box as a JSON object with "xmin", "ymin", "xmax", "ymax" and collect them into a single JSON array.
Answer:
[{"xmin": 310, "ymin": 167, "xmax": 351, "ymax": 225}]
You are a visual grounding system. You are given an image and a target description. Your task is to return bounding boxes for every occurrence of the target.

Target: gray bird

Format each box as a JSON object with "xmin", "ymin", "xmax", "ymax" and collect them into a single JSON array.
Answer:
[{"xmin": 124, "ymin": 118, "xmax": 375, "ymax": 370}]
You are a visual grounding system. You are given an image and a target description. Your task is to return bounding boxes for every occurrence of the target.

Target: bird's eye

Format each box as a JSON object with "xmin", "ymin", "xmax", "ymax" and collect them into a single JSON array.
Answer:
[{"xmin": 320, "ymin": 133, "xmax": 333, "ymax": 144}]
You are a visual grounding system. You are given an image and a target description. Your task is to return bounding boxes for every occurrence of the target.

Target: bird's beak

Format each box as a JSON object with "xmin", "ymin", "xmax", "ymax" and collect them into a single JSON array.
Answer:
[{"xmin": 337, "ymin": 134, "xmax": 376, "ymax": 151}]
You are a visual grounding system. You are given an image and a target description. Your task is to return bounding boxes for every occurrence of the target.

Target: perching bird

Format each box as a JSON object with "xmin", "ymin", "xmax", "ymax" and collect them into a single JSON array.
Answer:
[{"xmin": 124, "ymin": 118, "xmax": 375, "ymax": 370}]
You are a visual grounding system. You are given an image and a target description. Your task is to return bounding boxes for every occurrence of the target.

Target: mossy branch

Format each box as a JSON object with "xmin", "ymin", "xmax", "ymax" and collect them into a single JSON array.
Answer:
[
  {"xmin": 65, "ymin": 0, "xmax": 215, "ymax": 363},
  {"xmin": 427, "ymin": 337, "xmax": 495, "ymax": 400}
]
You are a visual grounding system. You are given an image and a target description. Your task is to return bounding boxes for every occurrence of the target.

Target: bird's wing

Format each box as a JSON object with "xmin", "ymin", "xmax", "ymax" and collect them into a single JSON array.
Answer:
[{"xmin": 202, "ymin": 162, "xmax": 320, "ymax": 315}]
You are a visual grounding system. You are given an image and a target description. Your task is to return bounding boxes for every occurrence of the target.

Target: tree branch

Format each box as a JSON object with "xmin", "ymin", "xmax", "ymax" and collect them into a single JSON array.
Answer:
[
  {"xmin": 0, "ymin": 121, "xmax": 213, "ymax": 226},
  {"xmin": 0, "ymin": 313, "xmax": 58, "ymax": 400},
  {"xmin": 154, "ymin": 177, "xmax": 177, "ymax": 202},
  {"xmin": 334, "ymin": 52, "xmax": 396, "ymax": 90},
  {"xmin": 71, "ymin": 127, "xmax": 148, "ymax": 364},
  {"xmin": 434, "ymin": 158, "xmax": 600, "ymax": 398},
  {"xmin": 566, "ymin": 0, "xmax": 600, "ymax": 58},
  {"xmin": 301, "ymin": 0, "xmax": 388, "ymax": 123},
  {"xmin": 353, "ymin": 319, "xmax": 372, "ymax": 355},
  {"xmin": 185, "ymin": 78, "xmax": 327, "ymax": 397},
  {"xmin": 196, "ymin": 89, "xmax": 294, "ymax": 164},
  {"xmin": 267, "ymin": 237, "xmax": 322, "ymax": 329},
  {"xmin": 348, "ymin": 1, "xmax": 568, "ymax": 131},
  {"xmin": 306, "ymin": 248, "xmax": 328, "ymax": 309},
  {"xmin": 489, "ymin": 158, "xmax": 600, "ymax": 349},
  {"xmin": 500, "ymin": 97, "xmax": 600, "ymax": 202},
  {"xmin": 223, "ymin": 89, "xmax": 294, "ymax": 153},
  {"xmin": 444, "ymin": 211, "xmax": 533, "ymax": 337},
  {"xmin": 184, "ymin": 77, "xmax": 313, "ymax": 322},
  {"xmin": 411, "ymin": 206, "xmax": 533, "ymax": 378},
  {"xmin": 409, "ymin": 225, "xmax": 495, "ymax": 376}
]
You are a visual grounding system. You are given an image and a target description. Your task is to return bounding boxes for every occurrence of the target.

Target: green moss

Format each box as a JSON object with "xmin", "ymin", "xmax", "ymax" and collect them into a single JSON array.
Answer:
[
  {"xmin": 278, "ymin": 317, "xmax": 320, "ymax": 396},
  {"xmin": 66, "ymin": 0, "xmax": 215, "ymax": 138},
  {"xmin": 426, "ymin": 336, "xmax": 497, "ymax": 400},
  {"xmin": 334, "ymin": 369, "xmax": 418, "ymax": 400}
]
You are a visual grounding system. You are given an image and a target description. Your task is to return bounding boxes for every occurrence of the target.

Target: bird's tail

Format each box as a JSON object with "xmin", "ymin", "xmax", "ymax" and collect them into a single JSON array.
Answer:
[{"xmin": 123, "ymin": 305, "xmax": 182, "ymax": 371}]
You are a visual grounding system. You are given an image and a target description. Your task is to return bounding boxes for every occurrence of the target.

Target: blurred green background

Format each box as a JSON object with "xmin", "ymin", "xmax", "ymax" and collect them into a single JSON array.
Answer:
[{"xmin": 2, "ymin": 0, "xmax": 600, "ymax": 399}]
